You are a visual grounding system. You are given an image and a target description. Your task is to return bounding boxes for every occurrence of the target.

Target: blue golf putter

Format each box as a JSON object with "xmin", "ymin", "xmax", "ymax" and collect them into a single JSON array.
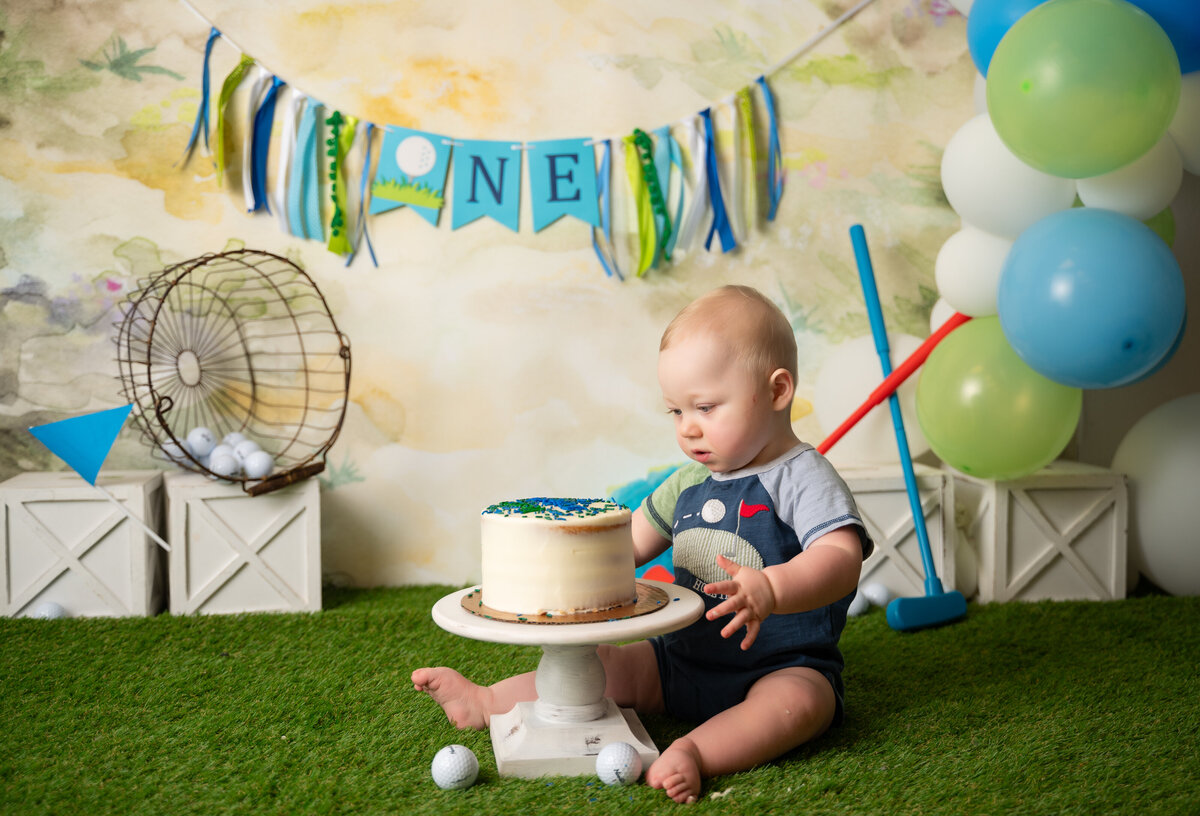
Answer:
[{"xmin": 849, "ymin": 225, "xmax": 966, "ymax": 632}]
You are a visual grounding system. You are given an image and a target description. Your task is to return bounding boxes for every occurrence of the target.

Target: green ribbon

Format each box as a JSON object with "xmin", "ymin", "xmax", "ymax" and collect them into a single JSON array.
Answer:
[
  {"xmin": 631, "ymin": 128, "xmax": 673, "ymax": 266},
  {"xmin": 737, "ymin": 87, "xmax": 760, "ymax": 226},
  {"xmin": 623, "ymin": 134, "xmax": 656, "ymax": 276},
  {"xmin": 214, "ymin": 55, "xmax": 255, "ymax": 185},
  {"xmin": 325, "ymin": 112, "xmax": 357, "ymax": 256}
]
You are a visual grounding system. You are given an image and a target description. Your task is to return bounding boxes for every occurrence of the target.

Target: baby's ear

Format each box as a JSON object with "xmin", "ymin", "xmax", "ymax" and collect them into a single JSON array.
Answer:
[{"xmin": 768, "ymin": 368, "xmax": 794, "ymax": 410}]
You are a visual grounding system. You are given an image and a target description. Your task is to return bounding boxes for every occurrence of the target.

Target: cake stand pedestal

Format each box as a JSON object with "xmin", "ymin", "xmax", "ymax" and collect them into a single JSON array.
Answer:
[{"xmin": 431, "ymin": 580, "xmax": 703, "ymax": 778}]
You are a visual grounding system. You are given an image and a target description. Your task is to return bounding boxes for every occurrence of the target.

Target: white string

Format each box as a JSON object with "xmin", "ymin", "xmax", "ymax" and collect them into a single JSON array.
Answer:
[{"xmin": 174, "ymin": 0, "xmax": 882, "ymax": 144}]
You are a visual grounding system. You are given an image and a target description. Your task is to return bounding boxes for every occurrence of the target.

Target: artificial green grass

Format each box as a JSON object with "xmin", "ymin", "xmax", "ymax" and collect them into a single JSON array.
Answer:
[{"xmin": 2, "ymin": 588, "xmax": 1198, "ymax": 815}]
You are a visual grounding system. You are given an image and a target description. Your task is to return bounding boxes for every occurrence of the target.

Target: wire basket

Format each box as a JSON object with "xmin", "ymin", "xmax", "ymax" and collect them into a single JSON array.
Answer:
[{"xmin": 115, "ymin": 249, "xmax": 351, "ymax": 495}]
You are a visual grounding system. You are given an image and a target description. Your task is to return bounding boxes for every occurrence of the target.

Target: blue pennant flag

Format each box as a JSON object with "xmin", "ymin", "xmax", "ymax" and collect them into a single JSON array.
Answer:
[
  {"xmin": 371, "ymin": 126, "xmax": 452, "ymax": 226},
  {"xmin": 528, "ymin": 138, "xmax": 599, "ymax": 231},
  {"xmin": 452, "ymin": 139, "xmax": 522, "ymax": 232},
  {"xmin": 28, "ymin": 405, "xmax": 133, "ymax": 485}
]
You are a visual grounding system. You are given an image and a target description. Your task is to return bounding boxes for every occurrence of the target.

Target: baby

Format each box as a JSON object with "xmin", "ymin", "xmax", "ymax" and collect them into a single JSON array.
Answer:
[{"xmin": 414, "ymin": 285, "xmax": 872, "ymax": 803}]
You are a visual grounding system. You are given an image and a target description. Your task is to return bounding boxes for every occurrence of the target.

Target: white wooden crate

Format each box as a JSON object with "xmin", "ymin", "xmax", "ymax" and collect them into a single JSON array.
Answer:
[
  {"xmin": 1, "ymin": 470, "xmax": 165, "ymax": 618},
  {"xmin": 842, "ymin": 464, "xmax": 958, "ymax": 601},
  {"xmin": 165, "ymin": 472, "xmax": 321, "ymax": 615},
  {"xmin": 951, "ymin": 461, "xmax": 1127, "ymax": 603}
]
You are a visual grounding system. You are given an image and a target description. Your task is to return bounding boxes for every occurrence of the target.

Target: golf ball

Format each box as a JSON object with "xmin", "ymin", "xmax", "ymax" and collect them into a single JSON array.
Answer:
[
  {"xmin": 860, "ymin": 582, "xmax": 892, "ymax": 608},
  {"xmin": 222, "ymin": 431, "xmax": 247, "ymax": 447},
  {"xmin": 208, "ymin": 452, "xmax": 240, "ymax": 479},
  {"xmin": 242, "ymin": 450, "xmax": 274, "ymax": 480},
  {"xmin": 32, "ymin": 601, "xmax": 67, "ymax": 619},
  {"xmin": 847, "ymin": 592, "xmax": 870, "ymax": 617},
  {"xmin": 595, "ymin": 742, "xmax": 642, "ymax": 786},
  {"xmin": 186, "ymin": 427, "xmax": 217, "ymax": 458},
  {"xmin": 233, "ymin": 438, "xmax": 262, "ymax": 465},
  {"xmin": 431, "ymin": 744, "xmax": 478, "ymax": 790}
]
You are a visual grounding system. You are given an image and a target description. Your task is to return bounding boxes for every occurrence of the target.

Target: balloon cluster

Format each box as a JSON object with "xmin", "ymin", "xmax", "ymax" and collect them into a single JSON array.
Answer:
[{"xmin": 920, "ymin": 0, "xmax": 1196, "ymax": 480}]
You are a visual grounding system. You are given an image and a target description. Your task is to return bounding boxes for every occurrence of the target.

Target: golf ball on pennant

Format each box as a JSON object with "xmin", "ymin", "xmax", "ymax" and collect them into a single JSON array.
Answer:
[
  {"xmin": 596, "ymin": 742, "xmax": 642, "ymax": 786},
  {"xmin": 431, "ymin": 744, "xmax": 478, "ymax": 790}
]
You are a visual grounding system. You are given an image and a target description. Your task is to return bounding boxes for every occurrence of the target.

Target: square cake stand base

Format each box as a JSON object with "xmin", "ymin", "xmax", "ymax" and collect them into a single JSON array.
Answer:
[{"xmin": 491, "ymin": 698, "xmax": 657, "ymax": 778}]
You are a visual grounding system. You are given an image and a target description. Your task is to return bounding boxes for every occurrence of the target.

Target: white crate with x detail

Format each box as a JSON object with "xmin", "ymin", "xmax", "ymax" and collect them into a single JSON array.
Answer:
[
  {"xmin": 0, "ymin": 470, "xmax": 166, "ymax": 618},
  {"xmin": 842, "ymin": 464, "xmax": 960, "ymax": 601},
  {"xmin": 165, "ymin": 471, "xmax": 321, "ymax": 615}
]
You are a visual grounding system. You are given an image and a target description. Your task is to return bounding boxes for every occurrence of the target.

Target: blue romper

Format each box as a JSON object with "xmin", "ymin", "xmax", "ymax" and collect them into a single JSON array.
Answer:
[{"xmin": 641, "ymin": 443, "xmax": 873, "ymax": 725}]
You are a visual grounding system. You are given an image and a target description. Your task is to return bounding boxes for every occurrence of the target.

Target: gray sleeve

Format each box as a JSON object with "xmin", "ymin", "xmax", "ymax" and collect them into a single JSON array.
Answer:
[{"xmin": 759, "ymin": 449, "xmax": 874, "ymax": 558}]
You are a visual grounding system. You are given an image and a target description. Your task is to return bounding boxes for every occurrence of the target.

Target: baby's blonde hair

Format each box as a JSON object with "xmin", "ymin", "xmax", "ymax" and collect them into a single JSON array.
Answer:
[{"xmin": 660, "ymin": 285, "xmax": 798, "ymax": 380}]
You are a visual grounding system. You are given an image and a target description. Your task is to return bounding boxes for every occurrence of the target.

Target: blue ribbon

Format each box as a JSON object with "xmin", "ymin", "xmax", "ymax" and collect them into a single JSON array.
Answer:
[
  {"xmin": 756, "ymin": 75, "xmax": 784, "ymax": 222},
  {"xmin": 590, "ymin": 140, "xmax": 624, "ymax": 281},
  {"xmin": 701, "ymin": 108, "xmax": 737, "ymax": 253},
  {"xmin": 181, "ymin": 27, "xmax": 220, "ymax": 165},
  {"xmin": 287, "ymin": 100, "xmax": 324, "ymax": 240},
  {"xmin": 346, "ymin": 122, "xmax": 379, "ymax": 268},
  {"xmin": 249, "ymin": 76, "xmax": 284, "ymax": 213},
  {"xmin": 653, "ymin": 125, "xmax": 686, "ymax": 260}
]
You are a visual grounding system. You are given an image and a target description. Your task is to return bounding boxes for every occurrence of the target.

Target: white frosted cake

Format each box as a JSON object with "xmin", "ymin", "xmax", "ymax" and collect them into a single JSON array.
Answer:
[{"xmin": 480, "ymin": 498, "xmax": 637, "ymax": 616}]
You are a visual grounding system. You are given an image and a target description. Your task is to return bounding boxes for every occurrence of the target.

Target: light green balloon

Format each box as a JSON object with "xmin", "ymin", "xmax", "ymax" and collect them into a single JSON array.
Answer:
[
  {"xmin": 916, "ymin": 317, "xmax": 1082, "ymax": 481},
  {"xmin": 1143, "ymin": 206, "xmax": 1176, "ymax": 248},
  {"xmin": 986, "ymin": 0, "xmax": 1181, "ymax": 179}
]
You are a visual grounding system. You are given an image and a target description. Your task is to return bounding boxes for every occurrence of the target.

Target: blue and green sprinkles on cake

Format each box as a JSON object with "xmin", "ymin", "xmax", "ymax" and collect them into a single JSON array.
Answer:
[{"xmin": 483, "ymin": 497, "xmax": 620, "ymax": 520}]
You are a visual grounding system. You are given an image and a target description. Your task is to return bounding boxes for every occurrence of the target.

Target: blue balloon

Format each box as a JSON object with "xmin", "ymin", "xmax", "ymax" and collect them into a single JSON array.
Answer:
[
  {"xmin": 1126, "ymin": 0, "xmax": 1200, "ymax": 74},
  {"xmin": 966, "ymin": 0, "xmax": 1051, "ymax": 76},
  {"xmin": 997, "ymin": 208, "xmax": 1186, "ymax": 389}
]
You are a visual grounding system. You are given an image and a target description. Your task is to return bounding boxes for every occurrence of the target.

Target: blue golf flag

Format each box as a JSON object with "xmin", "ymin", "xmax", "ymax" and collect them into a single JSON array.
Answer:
[{"xmin": 28, "ymin": 404, "xmax": 133, "ymax": 485}]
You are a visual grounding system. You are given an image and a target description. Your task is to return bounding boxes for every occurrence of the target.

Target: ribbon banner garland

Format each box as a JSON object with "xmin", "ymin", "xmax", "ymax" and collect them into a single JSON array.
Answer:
[{"xmin": 176, "ymin": 0, "xmax": 882, "ymax": 274}]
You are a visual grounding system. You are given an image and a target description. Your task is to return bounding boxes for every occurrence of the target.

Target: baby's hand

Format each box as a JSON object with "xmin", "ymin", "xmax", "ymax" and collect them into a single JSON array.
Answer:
[{"xmin": 703, "ymin": 554, "xmax": 777, "ymax": 650}]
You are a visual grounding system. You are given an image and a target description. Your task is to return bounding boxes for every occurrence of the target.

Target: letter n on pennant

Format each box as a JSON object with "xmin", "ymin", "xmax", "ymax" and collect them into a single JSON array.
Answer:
[{"xmin": 452, "ymin": 139, "xmax": 522, "ymax": 231}]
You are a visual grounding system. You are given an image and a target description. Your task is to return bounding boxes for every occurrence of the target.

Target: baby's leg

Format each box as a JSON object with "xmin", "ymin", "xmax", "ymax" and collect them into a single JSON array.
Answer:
[
  {"xmin": 413, "ymin": 641, "xmax": 662, "ymax": 730},
  {"xmin": 646, "ymin": 666, "xmax": 836, "ymax": 804},
  {"xmin": 411, "ymin": 667, "xmax": 536, "ymax": 730}
]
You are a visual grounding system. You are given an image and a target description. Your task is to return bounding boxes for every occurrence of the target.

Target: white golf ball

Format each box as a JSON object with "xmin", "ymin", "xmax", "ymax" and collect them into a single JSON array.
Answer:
[
  {"xmin": 431, "ymin": 744, "xmax": 479, "ymax": 790},
  {"xmin": 222, "ymin": 431, "xmax": 247, "ymax": 447},
  {"xmin": 209, "ymin": 443, "xmax": 235, "ymax": 461},
  {"xmin": 162, "ymin": 440, "xmax": 189, "ymax": 465},
  {"xmin": 847, "ymin": 592, "xmax": 870, "ymax": 617},
  {"xmin": 208, "ymin": 452, "xmax": 241, "ymax": 480},
  {"xmin": 186, "ymin": 427, "xmax": 217, "ymax": 458},
  {"xmin": 242, "ymin": 450, "xmax": 274, "ymax": 480},
  {"xmin": 860, "ymin": 582, "xmax": 893, "ymax": 608},
  {"xmin": 596, "ymin": 742, "xmax": 642, "ymax": 786},
  {"xmin": 233, "ymin": 439, "xmax": 262, "ymax": 465},
  {"xmin": 32, "ymin": 601, "xmax": 66, "ymax": 619}
]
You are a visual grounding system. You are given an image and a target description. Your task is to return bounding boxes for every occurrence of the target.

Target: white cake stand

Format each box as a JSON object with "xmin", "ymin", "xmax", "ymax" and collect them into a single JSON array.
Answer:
[{"xmin": 430, "ymin": 579, "xmax": 703, "ymax": 778}]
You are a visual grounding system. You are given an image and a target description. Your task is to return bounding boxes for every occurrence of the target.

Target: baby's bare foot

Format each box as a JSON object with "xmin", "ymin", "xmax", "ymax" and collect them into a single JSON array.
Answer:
[
  {"xmin": 646, "ymin": 737, "xmax": 703, "ymax": 804},
  {"xmin": 411, "ymin": 667, "xmax": 493, "ymax": 730}
]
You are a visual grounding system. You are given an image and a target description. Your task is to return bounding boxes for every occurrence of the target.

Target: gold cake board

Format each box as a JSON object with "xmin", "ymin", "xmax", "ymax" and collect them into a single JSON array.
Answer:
[{"xmin": 461, "ymin": 580, "xmax": 670, "ymax": 624}]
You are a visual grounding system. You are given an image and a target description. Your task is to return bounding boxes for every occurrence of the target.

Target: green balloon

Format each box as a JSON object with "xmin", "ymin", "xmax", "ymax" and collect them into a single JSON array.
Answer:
[
  {"xmin": 916, "ymin": 317, "xmax": 1082, "ymax": 481},
  {"xmin": 986, "ymin": 0, "xmax": 1181, "ymax": 179},
  {"xmin": 1143, "ymin": 206, "xmax": 1176, "ymax": 247}
]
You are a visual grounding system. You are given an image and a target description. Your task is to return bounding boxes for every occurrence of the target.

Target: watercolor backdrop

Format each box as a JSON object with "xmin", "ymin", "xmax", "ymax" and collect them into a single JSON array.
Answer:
[{"xmin": 3, "ymin": 0, "xmax": 1191, "ymax": 588}]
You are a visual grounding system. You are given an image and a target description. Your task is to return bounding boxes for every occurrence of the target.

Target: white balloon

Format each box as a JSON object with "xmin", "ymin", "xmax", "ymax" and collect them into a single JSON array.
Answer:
[
  {"xmin": 814, "ymin": 333, "xmax": 930, "ymax": 466},
  {"xmin": 1076, "ymin": 136, "xmax": 1183, "ymax": 220},
  {"xmin": 940, "ymin": 113, "xmax": 1077, "ymax": 238},
  {"xmin": 929, "ymin": 298, "xmax": 958, "ymax": 335},
  {"xmin": 934, "ymin": 225, "xmax": 1012, "ymax": 317},
  {"xmin": 1168, "ymin": 72, "xmax": 1200, "ymax": 176},
  {"xmin": 1111, "ymin": 394, "xmax": 1200, "ymax": 596}
]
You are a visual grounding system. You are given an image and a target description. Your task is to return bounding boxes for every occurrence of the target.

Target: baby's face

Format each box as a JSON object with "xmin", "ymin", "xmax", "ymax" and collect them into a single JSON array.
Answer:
[{"xmin": 658, "ymin": 332, "xmax": 776, "ymax": 473}]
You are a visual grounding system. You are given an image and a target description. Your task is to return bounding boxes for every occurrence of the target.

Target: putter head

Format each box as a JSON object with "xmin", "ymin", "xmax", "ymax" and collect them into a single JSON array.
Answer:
[{"xmin": 886, "ymin": 591, "xmax": 967, "ymax": 633}]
